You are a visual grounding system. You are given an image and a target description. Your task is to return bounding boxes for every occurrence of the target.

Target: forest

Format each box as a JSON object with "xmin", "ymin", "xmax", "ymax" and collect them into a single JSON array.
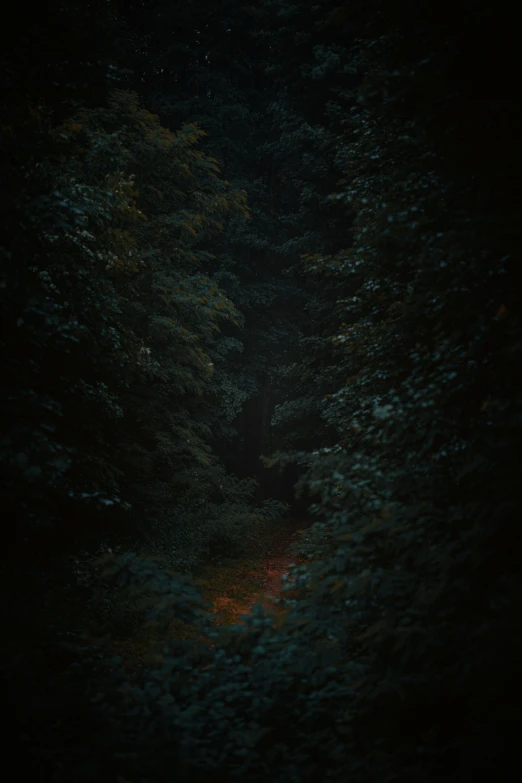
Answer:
[{"xmin": 1, "ymin": 1, "xmax": 520, "ymax": 781}]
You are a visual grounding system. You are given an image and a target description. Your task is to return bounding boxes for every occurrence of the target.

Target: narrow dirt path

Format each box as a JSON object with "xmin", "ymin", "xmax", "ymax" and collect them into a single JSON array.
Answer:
[
  {"xmin": 195, "ymin": 518, "xmax": 308, "ymax": 626},
  {"xmin": 254, "ymin": 518, "xmax": 306, "ymax": 614},
  {"xmin": 102, "ymin": 519, "xmax": 310, "ymax": 673}
]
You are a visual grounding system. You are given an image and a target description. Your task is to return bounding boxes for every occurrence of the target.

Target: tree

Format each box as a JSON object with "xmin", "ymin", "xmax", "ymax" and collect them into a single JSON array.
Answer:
[
  {"xmin": 3, "ymin": 2, "xmax": 521, "ymax": 781},
  {"xmin": 116, "ymin": 0, "xmax": 305, "ymax": 494},
  {"xmin": 94, "ymin": 3, "xmax": 521, "ymax": 781}
]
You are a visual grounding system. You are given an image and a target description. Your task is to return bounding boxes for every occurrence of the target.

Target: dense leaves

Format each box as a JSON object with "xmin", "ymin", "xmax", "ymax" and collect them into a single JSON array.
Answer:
[
  {"xmin": 116, "ymin": 0, "xmax": 305, "ymax": 486},
  {"xmin": 2, "ymin": 1, "xmax": 521, "ymax": 782}
]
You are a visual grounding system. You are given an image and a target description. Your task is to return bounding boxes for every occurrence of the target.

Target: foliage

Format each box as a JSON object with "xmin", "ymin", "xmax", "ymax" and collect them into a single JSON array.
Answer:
[
  {"xmin": 88, "ymin": 3, "xmax": 521, "ymax": 783},
  {"xmin": 2, "ymin": 81, "xmax": 256, "ymax": 554},
  {"xmin": 3, "ymin": 2, "xmax": 521, "ymax": 782},
  {"xmin": 257, "ymin": 0, "xmax": 359, "ymax": 459},
  {"xmin": 117, "ymin": 0, "xmax": 305, "ymax": 481}
]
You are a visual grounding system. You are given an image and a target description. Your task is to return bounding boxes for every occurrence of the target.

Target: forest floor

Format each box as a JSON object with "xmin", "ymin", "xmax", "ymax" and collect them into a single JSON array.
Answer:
[
  {"xmin": 105, "ymin": 517, "xmax": 310, "ymax": 675},
  {"xmin": 197, "ymin": 517, "xmax": 307, "ymax": 625}
]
